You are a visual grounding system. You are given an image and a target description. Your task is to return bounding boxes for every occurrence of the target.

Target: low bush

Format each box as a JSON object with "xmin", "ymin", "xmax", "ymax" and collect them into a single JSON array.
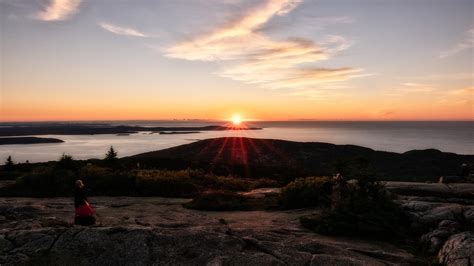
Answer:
[
  {"xmin": 13, "ymin": 167, "xmax": 77, "ymax": 197},
  {"xmin": 78, "ymin": 165, "xmax": 136, "ymax": 196},
  {"xmin": 279, "ymin": 176, "xmax": 334, "ymax": 209},
  {"xmin": 0, "ymin": 165, "xmax": 272, "ymax": 198},
  {"xmin": 300, "ymin": 177, "xmax": 409, "ymax": 240}
]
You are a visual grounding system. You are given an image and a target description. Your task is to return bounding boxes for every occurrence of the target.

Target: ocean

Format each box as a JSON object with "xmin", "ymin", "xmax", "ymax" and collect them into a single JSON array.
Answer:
[{"xmin": 1, "ymin": 121, "xmax": 472, "ymax": 163}]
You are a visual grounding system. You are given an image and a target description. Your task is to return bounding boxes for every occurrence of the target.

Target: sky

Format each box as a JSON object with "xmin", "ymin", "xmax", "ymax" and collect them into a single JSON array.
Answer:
[{"xmin": 0, "ymin": 0, "xmax": 473, "ymax": 121}]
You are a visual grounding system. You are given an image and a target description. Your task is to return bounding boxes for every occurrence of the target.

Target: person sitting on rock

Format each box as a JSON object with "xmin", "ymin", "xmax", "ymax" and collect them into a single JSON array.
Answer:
[{"xmin": 74, "ymin": 180, "xmax": 96, "ymax": 226}]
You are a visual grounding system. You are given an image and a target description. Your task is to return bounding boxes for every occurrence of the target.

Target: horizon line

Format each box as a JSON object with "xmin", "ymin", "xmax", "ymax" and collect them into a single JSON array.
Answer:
[{"xmin": 0, "ymin": 119, "xmax": 473, "ymax": 123}]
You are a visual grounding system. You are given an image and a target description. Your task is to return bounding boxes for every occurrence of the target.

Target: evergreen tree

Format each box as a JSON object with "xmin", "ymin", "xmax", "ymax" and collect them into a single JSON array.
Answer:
[
  {"xmin": 5, "ymin": 156, "xmax": 14, "ymax": 170},
  {"xmin": 105, "ymin": 146, "xmax": 118, "ymax": 161}
]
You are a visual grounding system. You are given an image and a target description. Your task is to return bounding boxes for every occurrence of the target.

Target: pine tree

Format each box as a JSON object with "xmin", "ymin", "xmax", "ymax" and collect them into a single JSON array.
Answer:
[
  {"xmin": 105, "ymin": 146, "xmax": 118, "ymax": 161},
  {"xmin": 5, "ymin": 156, "xmax": 14, "ymax": 170}
]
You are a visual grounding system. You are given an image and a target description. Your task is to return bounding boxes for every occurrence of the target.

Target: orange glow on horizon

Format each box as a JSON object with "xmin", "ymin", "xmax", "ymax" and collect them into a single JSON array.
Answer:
[{"xmin": 1, "ymin": 96, "xmax": 473, "ymax": 122}]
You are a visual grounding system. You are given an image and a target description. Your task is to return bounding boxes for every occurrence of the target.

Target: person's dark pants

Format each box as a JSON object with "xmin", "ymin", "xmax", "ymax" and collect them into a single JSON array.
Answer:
[{"xmin": 74, "ymin": 216, "xmax": 96, "ymax": 226}]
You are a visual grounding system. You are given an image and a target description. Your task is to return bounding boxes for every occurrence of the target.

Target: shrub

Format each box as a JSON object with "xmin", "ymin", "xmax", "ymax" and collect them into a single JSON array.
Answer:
[
  {"xmin": 0, "ymin": 165, "xmax": 265, "ymax": 198},
  {"xmin": 78, "ymin": 165, "xmax": 135, "ymax": 195},
  {"xmin": 300, "ymin": 179, "xmax": 409, "ymax": 240},
  {"xmin": 57, "ymin": 154, "xmax": 76, "ymax": 170},
  {"xmin": 14, "ymin": 166, "xmax": 77, "ymax": 196},
  {"xmin": 279, "ymin": 176, "xmax": 334, "ymax": 209}
]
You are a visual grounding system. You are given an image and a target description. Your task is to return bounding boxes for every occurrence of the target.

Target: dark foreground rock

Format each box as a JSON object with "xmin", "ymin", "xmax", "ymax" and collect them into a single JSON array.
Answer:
[
  {"xmin": 0, "ymin": 197, "xmax": 418, "ymax": 265},
  {"xmin": 399, "ymin": 193, "xmax": 474, "ymax": 265},
  {"xmin": 1, "ymin": 226, "xmax": 418, "ymax": 266},
  {"xmin": 2, "ymin": 182, "xmax": 474, "ymax": 265},
  {"xmin": 438, "ymin": 232, "xmax": 474, "ymax": 266}
]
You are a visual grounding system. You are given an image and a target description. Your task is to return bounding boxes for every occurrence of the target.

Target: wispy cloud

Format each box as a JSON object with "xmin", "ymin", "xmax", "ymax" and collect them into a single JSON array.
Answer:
[
  {"xmin": 37, "ymin": 0, "xmax": 81, "ymax": 21},
  {"xmin": 398, "ymin": 82, "xmax": 435, "ymax": 93},
  {"xmin": 437, "ymin": 87, "xmax": 473, "ymax": 106},
  {"xmin": 99, "ymin": 23, "xmax": 149, "ymax": 38},
  {"xmin": 439, "ymin": 27, "xmax": 474, "ymax": 58},
  {"xmin": 375, "ymin": 110, "xmax": 396, "ymax": 118},
  {"xmin": 164, "ymin": 0, "xmax": 361, "ymax": 95},
  {"xmin": 447, "ymin": 87, "xmax": 474, "ymax": 96},
  {"xmin": 400, "ymin": 72, "xmax": 473, "ymax": 81},
  {"xmin": 283, "ymin": 87, "xmax": 351, "ymax": 101},
  {"xmin": 402, "ymin": 83, "xmax": 427, "ymax": 87},
  {"xmin": 385, "ymin": 82, "xmax": 436, "ymax": 97}
]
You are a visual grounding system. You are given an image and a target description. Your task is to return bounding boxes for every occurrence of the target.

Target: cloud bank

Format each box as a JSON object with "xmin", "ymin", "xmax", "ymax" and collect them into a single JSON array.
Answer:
[
  {"xmin": 164, "ymin": 0, "xmax": 360, "ymax": 93},
  {"xmin": 100, "ymin": 23, "xmax": 149, "ymax": 38},
  {"xmin": 37, "ymin": 0, "xmax": 81, "ymax": 21}
]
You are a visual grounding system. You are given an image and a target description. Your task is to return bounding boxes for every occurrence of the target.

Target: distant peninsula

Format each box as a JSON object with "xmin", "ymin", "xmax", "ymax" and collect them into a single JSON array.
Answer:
[
  {"xmin": 0, "ymin": 123, "xmax": 262, "ymax": 136},
  {"xmin": 0, "ymin": 137, "xmax": 64, "ymax": 145}
]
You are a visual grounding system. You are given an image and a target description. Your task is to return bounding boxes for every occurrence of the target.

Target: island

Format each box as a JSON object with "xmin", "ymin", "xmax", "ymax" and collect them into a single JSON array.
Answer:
[{"xmin": 0, "ymin": 137, "xmax": 64, "ymax": 145}]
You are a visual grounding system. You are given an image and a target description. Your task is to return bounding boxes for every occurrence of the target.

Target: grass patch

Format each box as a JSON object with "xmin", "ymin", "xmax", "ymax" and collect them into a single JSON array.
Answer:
[{"xmin": 183, "ymin": 191, "xmax": 250, "ymax": 211}]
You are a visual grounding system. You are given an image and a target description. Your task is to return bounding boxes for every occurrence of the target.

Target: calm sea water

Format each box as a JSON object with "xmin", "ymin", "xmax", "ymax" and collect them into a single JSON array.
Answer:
[{"xmin": 1, "ymin": 121, "xmax": 472, "ymax": 163}]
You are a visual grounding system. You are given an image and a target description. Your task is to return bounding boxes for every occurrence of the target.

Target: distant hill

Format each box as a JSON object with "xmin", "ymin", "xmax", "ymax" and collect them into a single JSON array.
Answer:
[{"xmin": 124, "ymin": 137, "xmax": 474, "ymax": 181}]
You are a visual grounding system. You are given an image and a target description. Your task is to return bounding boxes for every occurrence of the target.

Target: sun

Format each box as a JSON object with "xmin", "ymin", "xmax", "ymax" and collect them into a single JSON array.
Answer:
[{"xmin": 231, "ymin": 114, "xmax": 242, "ymax": 125}]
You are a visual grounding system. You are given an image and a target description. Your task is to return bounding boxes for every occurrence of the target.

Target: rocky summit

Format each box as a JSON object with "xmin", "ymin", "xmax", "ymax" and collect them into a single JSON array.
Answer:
[{"xmin": 1, "ymin": 182, "xmax": 473, "ymax": 265}]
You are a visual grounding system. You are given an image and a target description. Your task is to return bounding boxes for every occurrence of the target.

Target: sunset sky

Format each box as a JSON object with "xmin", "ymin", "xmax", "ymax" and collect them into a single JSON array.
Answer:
[{"xmin": 1, "ymin": 0, "xmax": 473, "ymax": 121}]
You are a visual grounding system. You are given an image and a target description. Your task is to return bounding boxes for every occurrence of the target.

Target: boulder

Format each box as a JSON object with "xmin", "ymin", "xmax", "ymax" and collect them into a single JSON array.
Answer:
[
  {"xmin": 415, "ymin": 204, "xmax": 464, "ymax": 227},
  {"xmin": 463, "ymin": 206, "xmax": 474, "ymax": 223},
  {"xmin": 438, "ymin": 220, "xmax": 461, "ymax": 229},
  {"xmin": 438, "ymin": 232, "xmax": 474, "ymax": 266},
  {"xmin": 401, "ymin": 200, "xmax": 437, "ymax": 213},
  {"xmin": 420, "ymin": 227, "xmax": 459, "ymax": 253}
]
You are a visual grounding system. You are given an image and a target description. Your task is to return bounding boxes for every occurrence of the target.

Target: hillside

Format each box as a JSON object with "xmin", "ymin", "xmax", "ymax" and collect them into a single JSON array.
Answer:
[{"xmin": 125, "ymin": 137, "xmax": 473, "ymax": 181}]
